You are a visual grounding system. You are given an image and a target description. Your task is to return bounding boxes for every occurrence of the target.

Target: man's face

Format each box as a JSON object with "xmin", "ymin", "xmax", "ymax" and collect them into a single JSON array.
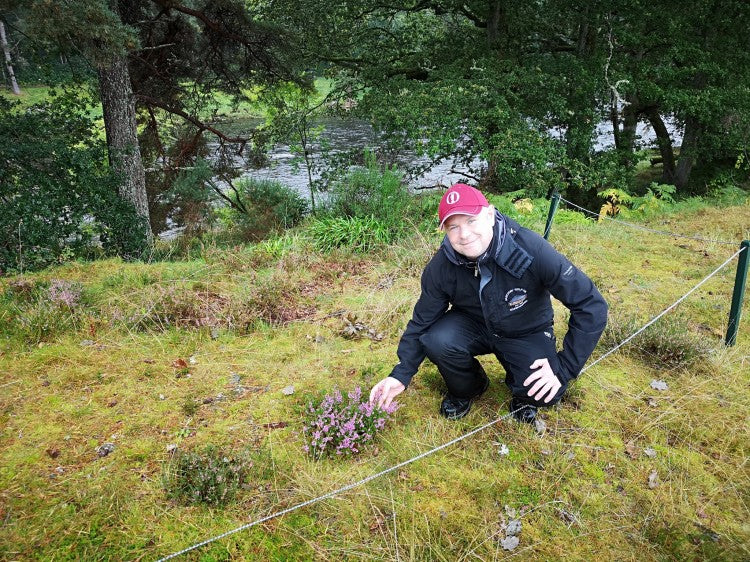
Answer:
[{"xmin": 442, "ymin": 206, "xmax": 495, "ymax": 260}]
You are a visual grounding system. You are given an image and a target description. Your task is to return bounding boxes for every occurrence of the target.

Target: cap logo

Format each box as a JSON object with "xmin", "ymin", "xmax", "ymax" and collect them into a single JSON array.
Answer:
[{"xmin": 446, "ymin": 191, "xmax": 460, "ymax": 205}]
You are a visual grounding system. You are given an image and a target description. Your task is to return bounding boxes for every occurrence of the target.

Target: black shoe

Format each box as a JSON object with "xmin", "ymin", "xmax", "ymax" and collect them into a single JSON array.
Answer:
[
  {"xmin": 510, "ymin": 398, "xmax": 538, "ymax": 424},
  {"xmin": 440, "ymin": 376, "xmax": 490, "ymax": 420}
]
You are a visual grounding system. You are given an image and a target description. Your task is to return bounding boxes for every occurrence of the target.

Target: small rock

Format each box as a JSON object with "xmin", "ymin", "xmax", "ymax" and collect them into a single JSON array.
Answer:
[
  {"xmin": 188, "ymin": 356, "xmax": 197, "ymax": 365},
  {"xmin": 566, "ymin": 451, "xmax": 575, "ymax": 460},
  {"xmin": 166, "ymin": 444, "xmax": 178, "ymax": 453},
  {"xmin": 648, "ymin": 398, "xmax": 658, "ymax": 407},
  {"xmin": 46, "ymin": 448, "xmax": 60, "ymax": 459},
  {"xmin": 202, "ymin": 397, "xmax": 214, "ymax": 404},
  {"xmin": 159, "ymin": 394, "xmax": 166, "ymax": 400},
  {"xmin": 80, "ymin": 340, "xmax": 94, "ymax": 347},
  {"xmin": 107, "ymin": 399, "xmax": 118, "ymax": 407},
  {"xmin": 54, "ymin": 466, "xmax": 65, "ymax": 474},
  {"xmin": 644, "ymin": 447, "xmax": 657, "ymax": 458},
  {"xmin": 229, "ymin": 372, "xmax": 241, "ymax": 385},
  {"xmin": 281, "ymin": 385, "xmax": 295, "ymax": 396},
  {"xmin": 559, "ymin": 509, "xmax": 578, "ymax": 524},
  {"xmin": 497, "ymin": 444, "xmax": 510, "ymax": 456},
  {"xmin": 501, "ymin": 536, "xmax": 519, "ymax": 551},
  {"xmin": 650, "ymin": 380, "xmax": 668, "ymax": 391},
  {"xmin": 97, "ymin": 443, "xmax": 115, "ymax": 457}
]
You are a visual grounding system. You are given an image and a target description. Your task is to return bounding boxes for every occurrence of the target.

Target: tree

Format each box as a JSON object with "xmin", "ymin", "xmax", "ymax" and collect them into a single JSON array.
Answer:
[
  {"xmin": 0, "ymin": 19, "xmax": 21, "ymax": 94},
  {"xmin": 5, "ymin": 0, "xmax": 300, "ymax": 245}
]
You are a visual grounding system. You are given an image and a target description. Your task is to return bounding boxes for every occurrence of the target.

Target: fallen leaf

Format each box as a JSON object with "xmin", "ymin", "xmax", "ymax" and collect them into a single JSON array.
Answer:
[
  {"xmin": 107, "ymin": 399, "xmax": 118, "ymax": 408},
  {"xmin": 506, "ymin": 519, "xmax": 522, "ymax": 536},
  {"xmin": 648, "ymin": 470, "xmax": 659, "ymax": 489},
  {"xmin": 501, "ymin": 536, "xmax": 519, "ymax": 551},
  {"xmin": 650, "ymin": 380, "xmax": 668, "ymax": 391},
  {"xmin": 46, "ymin": 448, "xmax": 60, "ymax": 459},
  {"xmin": 534, "ymin": 418, "xmax": 547, "ymax": 435},
  {"xmin": 171, "ymin": 358, "xmax": 188, "ymax": 369},
  {"xmin": 262, "ymin": 422, "xmax": 288, "ymax": 430},
  {"xmin": 369, "ymin": 516, "xmax": 385, "ymax": 533},
  {"xmin": 625, "ymin": 441, "xmax": 639, "ymax": 459}
]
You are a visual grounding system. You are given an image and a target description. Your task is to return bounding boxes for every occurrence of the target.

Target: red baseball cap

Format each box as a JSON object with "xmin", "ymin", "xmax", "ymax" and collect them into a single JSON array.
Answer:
[{"xmin": 438, "ymin": 183, "xmax": 490, "ymax": 227}]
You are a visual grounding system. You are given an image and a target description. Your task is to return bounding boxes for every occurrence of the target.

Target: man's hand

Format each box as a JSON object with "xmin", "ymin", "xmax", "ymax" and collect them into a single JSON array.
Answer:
[
  {"xmin": 369, "ymin": 377, "xmax": 405, "ymax": 409},
  {"xmin": 523, "ymin": 358, "xmax": 561, "ymax": 404}
]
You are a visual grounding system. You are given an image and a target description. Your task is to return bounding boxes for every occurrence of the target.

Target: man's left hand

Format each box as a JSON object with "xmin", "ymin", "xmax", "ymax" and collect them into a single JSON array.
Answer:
[{"xmin": 523, "ymin": 358, "xmax": 561, "ymax": 404}]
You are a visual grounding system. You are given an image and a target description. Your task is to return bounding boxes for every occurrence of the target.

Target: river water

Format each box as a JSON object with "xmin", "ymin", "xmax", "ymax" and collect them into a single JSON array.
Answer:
[{"xmin": 213, "ymin": 115, "xmax": 683, "ymax": 198}]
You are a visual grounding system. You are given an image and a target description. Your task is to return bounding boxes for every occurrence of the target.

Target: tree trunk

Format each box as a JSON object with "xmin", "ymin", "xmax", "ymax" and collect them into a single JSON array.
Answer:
[
  {"xmin": 674, "ymin": 116, "xmax": 700, "ymax": 190},
  {"xmin": 644, "ymin": 106, "xmax": 676, "ymax": 184},
  {"xmin": 97, "ymin": 55, "xmax": 153, "ymax": 242},
  {"xmin": 486, "ymin": 2, "xmax": 504, "ymax": 47},
  {"xmin": 0, "ymin": 21, "xmax": 21, "ymax": 95}
]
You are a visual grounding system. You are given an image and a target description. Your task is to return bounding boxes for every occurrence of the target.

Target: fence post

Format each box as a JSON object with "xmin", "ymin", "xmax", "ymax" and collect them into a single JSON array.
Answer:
[
  {"xmin": 725, "ymin": 240, "xmax": 749, "ymax": 346},
  {"xmin": 543, "ymin": 191, "xmax": 561, "ymax": 240}
]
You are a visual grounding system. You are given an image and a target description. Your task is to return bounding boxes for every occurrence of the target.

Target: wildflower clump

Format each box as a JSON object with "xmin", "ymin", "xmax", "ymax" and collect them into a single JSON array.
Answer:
[
  {"xmin": 47, "ymin": 279, "xmax": 82, "ymax": 308},
  {"xmin": 163, "ymin": 445, "xmax": 249, "ymax": 505},
  {"xmin": 302, "ymin": 386, "xmax": 399, "ymax": 460}
]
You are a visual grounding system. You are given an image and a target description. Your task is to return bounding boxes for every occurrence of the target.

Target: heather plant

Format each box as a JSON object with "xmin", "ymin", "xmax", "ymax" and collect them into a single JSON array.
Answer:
[
  {"xmin": 302, "ymin": 386, "xmax": 399, "ymax": 460},
  {"xmin": 47, "ymin": 279, "xmax": 82, "ymax": 308},
  {"xmin": 162, "ymin": 445, "xmax": 249, "ymax": 506}
]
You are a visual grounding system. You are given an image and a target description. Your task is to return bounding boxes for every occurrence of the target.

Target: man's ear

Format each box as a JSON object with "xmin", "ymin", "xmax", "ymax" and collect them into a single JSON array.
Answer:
[{"xmin": 487, "ymin": 205, "xmax": 495, "ymax": 224}]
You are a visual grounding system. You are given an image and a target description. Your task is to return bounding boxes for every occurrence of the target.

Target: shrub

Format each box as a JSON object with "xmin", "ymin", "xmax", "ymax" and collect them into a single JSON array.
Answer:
[
  {"xmin": 163, "ymin": 445, "xmax": 250, "ymax": 505},
  {"xmin": 324, "ymin": 152, "xmax": 411, "ymax": 232},
  {"xmin": 219, "ymin": 178, "xmax": 308, "ymax": 241},
  {"xmin": 310, "ymin": 215, "xmax": 392, "ymax": 252},
  {"xmin": 302, "ymin": 386, "xmax": 399, "ymax": 460},
  {"xmin": 602, "ymin": 313, "xmax": 712, "ymax": 368},
  {"xmin": 0, "ymin": 91, "xmax": 147, "ymax": 272}
]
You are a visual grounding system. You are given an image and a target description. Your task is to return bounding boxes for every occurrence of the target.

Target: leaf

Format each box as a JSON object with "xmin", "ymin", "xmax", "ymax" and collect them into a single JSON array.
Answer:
[
  {"xmin": 506, "ymin": 519, "xmax": 522, "ymax": 536},
  {"xmin": 501, "ymin": 536, "xmax": 520, "ymax": 551},
  {"xmin": 262, "ymin": 422, "xmax": 288, "ymax": 429},
  {"xmin": 171, "ymin": 358, "xmax": 188, "ymax": 369},
  {"xmin": 648, "ymin": 470, "xmax": 659, "ymax": 489},
  {"xmin": 650, "ymin": 380, "xmax": 668, "ymax": 391},
  {"xmin": 625, "ymin": 441, "xmax": 639, "ymax": 459}
]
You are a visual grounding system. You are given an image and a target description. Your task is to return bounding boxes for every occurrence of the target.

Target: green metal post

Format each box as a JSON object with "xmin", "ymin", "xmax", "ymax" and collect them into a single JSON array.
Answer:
[
  {"xmin": 725, "ymin": 240, "xmax": 749, "ymax": 346},
  {"xmin": 543, "ymin": 192, "xmax": 561, "ymax": 240}
]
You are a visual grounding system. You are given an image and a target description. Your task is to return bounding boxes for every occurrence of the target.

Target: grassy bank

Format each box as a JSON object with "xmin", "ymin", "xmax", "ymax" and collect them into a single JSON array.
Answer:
[{"xmin": 1, "ymin": 201, "xmax": 748, "ymax": 560}]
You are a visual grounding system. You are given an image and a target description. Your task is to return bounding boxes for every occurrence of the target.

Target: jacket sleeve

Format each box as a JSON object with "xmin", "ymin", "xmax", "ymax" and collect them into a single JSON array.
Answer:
[
  {"xmin": 533, "ymin": 238, "xmax": 608, "ymax": 384},
  {"xmin": 389, "ymin": 257, "xmax": 450, "ymax": 387}
]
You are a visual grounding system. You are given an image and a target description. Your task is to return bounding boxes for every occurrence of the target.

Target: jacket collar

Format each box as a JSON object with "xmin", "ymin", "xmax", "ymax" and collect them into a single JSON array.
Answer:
[{"xmin": 441, "ymin": 211, "xmax": 533, "ymax": 279}]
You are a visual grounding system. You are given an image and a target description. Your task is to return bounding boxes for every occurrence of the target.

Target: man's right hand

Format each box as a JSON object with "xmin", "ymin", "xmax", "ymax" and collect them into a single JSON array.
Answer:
[{"xmin": 369, "ymin": 377, "xmax": 405, "ymax": 409}]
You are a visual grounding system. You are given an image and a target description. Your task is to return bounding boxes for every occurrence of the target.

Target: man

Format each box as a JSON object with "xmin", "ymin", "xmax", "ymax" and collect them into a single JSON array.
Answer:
[{"xmin": 369, "ymin": 183, "xmax": 608, "ymax": 423}]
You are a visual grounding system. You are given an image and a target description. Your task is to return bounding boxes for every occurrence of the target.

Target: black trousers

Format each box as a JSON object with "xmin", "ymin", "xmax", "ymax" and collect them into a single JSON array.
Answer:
[{"xmin": 418, "ymin": 310, "xmax": 568, "ymax": 405}]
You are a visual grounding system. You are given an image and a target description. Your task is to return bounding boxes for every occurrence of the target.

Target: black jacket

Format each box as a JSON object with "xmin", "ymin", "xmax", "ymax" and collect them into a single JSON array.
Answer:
[{"xmin": 389, "ymin": 212, "xmax": 608, "ymax": 387}]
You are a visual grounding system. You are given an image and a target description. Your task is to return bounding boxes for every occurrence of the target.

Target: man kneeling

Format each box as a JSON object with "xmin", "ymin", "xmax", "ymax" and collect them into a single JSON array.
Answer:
[{"xmin": 369, "ymin": 184, "xmax": 608, "ymax": 423}]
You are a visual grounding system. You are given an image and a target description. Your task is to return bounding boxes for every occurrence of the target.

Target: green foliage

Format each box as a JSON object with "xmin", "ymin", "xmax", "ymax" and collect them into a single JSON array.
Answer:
[
  {"xmin": 310, "ymin": 215, "xmax": 392, "ymax": 252},
  {"xmin": 163, "ymin": 445, "xmax": 250, "ymax": 506},
  {"xmin": 602, "ymin": 313, "xmax": 711, "ymax": 369},
  {"xmin": 1, "ymin": 278, "xmax": 86, "ymax": 343},
  {"xmin": 324, "ymin": 151, "xmax": 411, "ymax": 226},
  {"xmin": 218, "ymin": 178, "xmax": 309, "ymax": 241},
  {"xmin": 0, "ymin": 92, "xmax": 147, "ymax": 273}
]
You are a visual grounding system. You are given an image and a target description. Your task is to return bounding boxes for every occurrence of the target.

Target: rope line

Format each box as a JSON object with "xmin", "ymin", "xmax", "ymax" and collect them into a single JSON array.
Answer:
[
  {"xmin": 156, "ymin": 409, "xmax": 523, "ymax": 561},
  {"xmin": 558, "ymin": 196, "xmax": 740, "ymax": 246},
  {"xmin": 580, "ymin": 246, "xmax": 745, "ymax": 374},
  {"xmin": 156, "ymin": 249, "xmax": 745, "ymax": 561}
]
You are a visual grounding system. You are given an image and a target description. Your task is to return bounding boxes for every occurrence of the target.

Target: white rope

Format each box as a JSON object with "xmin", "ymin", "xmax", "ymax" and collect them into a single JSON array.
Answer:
[
  {"xmin": 156, "ymin": 408, "xmax": 523, "ymax": 561},
  {"xmin": 156, "ymin": 247, "xmax": 745, "ymax": 561},
  {"xmin": 558, "ymin": 196, "xmax": 740, "ymax": 246},
  {"xmin": 580, "ymin": 246, "xmax": 745, "ymax": 373}
]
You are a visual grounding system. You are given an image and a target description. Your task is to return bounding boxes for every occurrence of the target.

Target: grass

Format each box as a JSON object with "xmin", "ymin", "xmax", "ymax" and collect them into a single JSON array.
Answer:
[{"xmin": 1, "ymin": 200, "xmax": 749, "ymax": 560}]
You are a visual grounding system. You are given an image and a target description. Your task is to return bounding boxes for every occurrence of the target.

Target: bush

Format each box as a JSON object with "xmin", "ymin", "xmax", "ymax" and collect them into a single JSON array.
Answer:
[
  {"xmin": 302, "ymin": 386, "xmax": 399, "ymax": 460},
  {"xmin": 325, "ymin": 152, "xmax": 409, "ymax": 217},
  {"xmin": 163, "ymin": 445, "xmax": 250, "ymax": 505},
  {"xmin": 310, "ymin": 215, "xmax": 392, "ymax": 252},
  {"xmin": 218, "ymin": 178, "xmax": 308, "ymax": 241},
  {"xmin": 601, "ymin": 313, "xmax": 712, "ymax": 369},
  {"xmin": 0, "ymin": 91, "xmax": 147, "ymax": 273}
]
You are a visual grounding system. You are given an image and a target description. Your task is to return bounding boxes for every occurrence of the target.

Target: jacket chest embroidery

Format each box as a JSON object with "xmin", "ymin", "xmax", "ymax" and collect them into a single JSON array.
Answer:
[{"xmin": 504, "ymin": 288, "xmax": 528, "ymax": 311}]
